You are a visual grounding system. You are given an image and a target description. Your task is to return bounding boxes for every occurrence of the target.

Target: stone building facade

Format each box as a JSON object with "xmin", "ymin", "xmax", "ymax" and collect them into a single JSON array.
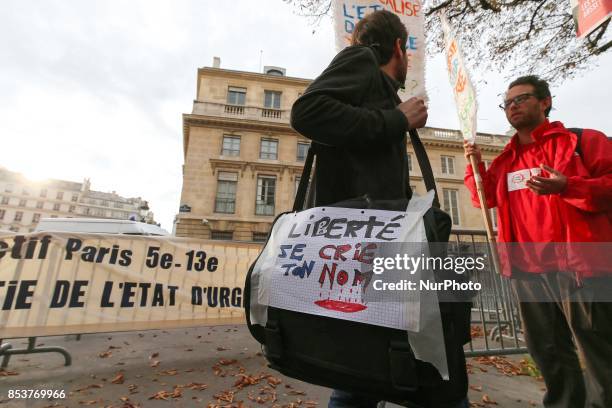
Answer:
[
  {"xmin": 0, "ymin": 167, "xmax": 156, "ymax": 233},
  {"xmin": 175, "ymin": 60, "xmax": 509, "ymax": 241}
]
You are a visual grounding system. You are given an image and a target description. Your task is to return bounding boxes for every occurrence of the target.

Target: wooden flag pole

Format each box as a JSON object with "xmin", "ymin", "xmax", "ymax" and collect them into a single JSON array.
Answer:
[{"xmin": 469, "ymin": 153, "xmax": 502, "ymax": 275}]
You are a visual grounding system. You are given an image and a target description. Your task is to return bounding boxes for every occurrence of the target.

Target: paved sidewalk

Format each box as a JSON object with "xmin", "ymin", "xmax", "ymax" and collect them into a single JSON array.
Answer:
[{"xmin": 0, "ymin": 325, "xmax": 544, "ymax": 407}]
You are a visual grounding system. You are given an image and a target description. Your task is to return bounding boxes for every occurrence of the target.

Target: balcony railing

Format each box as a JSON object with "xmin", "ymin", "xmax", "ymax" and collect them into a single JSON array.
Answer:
[
  {"xmin": 224, "ymin": 105, "xmax": 244, "ymax": 115},
  {"xmin": 193, "ymin": 101, "xmax": 288, "ymax": 123},
  {"xmin": 421, "ymin": 127, "xmax": 509, "ymax": 146},
  {"xmin": 261, "ymin": 108, "xmax": 282, "ymax": 119}
]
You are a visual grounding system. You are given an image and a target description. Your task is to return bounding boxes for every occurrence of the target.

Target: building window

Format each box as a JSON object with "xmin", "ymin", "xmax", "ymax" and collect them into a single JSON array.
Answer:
[
  {"xmin": 22, "ymin": 189, "xmax": 29, "ymax": 196},
  {"xmin": 297, "ymin": 142, "xmax": 309, "ymax": 162},
  {"xmin": 5, "ymin": 185, "xmax": 13, "ymax": 193},
  {"xmin": 443, "ymin": 189, "xmax": 460, "ymax": 226},
  {"xmin": 56, "ymin": 191, "xmax": 64, "ymax": 200},
  {"xmin": 18, "ymin": 199, "xmax": 26, "ymax": 207},
  {"xmin": 227, "ymin": 86, "xmax": 246, "ymax": 106},
  {"xmin": 32, "ymin": 213, "xmax": 41, "ymax": 223},
  {"xmin": 441, "ymin": 156, "xmax": 455, "ymax": 175},
  {"xmin": 0, "ymin": 209, "xmax": 4, "ymax": 220},
  {"xmin": 69, "ymin": 205, "xmax": 76, "ymax": 213},
  {"xmin": 252, "ymin": 232, "xmax": 268, "ymax": 242},
  {"xmin": 256, "ymin": 176, "xmax": 276, "ymax": 216},
  {"xmin": 211, "ymin": 230, "xmax": 233, "ymax": 240},
  {"xmin": 14, "ymin": 211, "xmax": 23, "ymax": 222},
  {"xmin": 72, "ymin": 194, "xmax": 79, "ymax": 202},
  {"xmin": 94, "ymin": 208, "xmax": 106, "ymax": 217},
  {"xmin": 260, "ymin": 138, "xmax": 278, "ymax": 160},
  {"xmin": 53, "ymin": 203, "xmax": 61, "ymax": 211},
  {"xmin": 40, "ymin": 188, "xmax": 47, "ymax": 197},
  {"xmin": 36, "ymin": 201, "xmax": 44, "ymax": 209},
  {"xmin": 9, "ymin": 226, "xmax": 19, "ymax": 232},
  {"xmin": 264, "ymin": 90, "xmax": 281, "ymax": 109},
  {"xmin": 407, "ymin": 154, "xmax": 413, "ymax": 172},
  {"xmin": 215, "ymin": 172, "xmax": 237, "ymax": 214},
  {"xmin": 1, "ymin": 196, "xmax": 9, "ymax": 205},
  {"xmin": 101, "ymin": 200, "xmax": 108, "ymax": 206},
  {"xmin": 50, "ymin": 215, "xmax": 58, "ymax": 218},
  {"xmin": 221, "ymin": 135, "xmax": 241, "ymax": 156},
  {"xmin": 83, "ymin": 207, "xmax": 90, "ymax": 215}
]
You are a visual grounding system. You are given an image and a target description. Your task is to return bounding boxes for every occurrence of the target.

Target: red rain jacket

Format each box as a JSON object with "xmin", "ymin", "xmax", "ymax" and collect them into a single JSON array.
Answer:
[{"xmin": 464, "ymin": 120, "xmax": 612, "ymax": 277}]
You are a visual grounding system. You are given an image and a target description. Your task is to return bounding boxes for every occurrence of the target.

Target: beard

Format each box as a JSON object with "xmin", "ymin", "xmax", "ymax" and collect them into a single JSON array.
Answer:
[
  {"xmin": 395, "ymin": 63, "xmax": 407, "ymax": 87},
  {"xmin": 508, "ymin": 111, "xmax": 541, "ymax": 130}
]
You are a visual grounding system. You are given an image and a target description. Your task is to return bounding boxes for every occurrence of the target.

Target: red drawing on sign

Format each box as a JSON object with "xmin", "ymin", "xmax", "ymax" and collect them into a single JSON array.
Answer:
[{"xmin": 314, "ymin": 299, "xmax": 367, "ymax": 313}]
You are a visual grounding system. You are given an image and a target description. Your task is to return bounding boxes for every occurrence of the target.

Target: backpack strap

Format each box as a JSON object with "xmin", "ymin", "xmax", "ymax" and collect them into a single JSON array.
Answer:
[{"xmin": 567, "ymin": 128, "xmax": 583, "ymax": 158}]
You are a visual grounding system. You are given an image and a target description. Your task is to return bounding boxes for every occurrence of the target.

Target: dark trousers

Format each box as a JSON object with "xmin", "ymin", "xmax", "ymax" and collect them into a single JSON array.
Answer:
[{"xmin": 512, "ymin": 272, "xmax": 612, "ymax": 408}]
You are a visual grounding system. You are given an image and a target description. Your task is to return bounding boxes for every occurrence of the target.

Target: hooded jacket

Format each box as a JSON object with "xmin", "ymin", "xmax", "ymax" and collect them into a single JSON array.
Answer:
[{"xmin": 464, "ymin": 120, "xmax": 612, "ymax": 277}]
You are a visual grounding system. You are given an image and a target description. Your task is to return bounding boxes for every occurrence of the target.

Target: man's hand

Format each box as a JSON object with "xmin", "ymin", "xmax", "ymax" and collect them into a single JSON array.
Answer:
[
  {"xmin": 526, "ymin": 164, "xmax": 568, "ymax": 195},
  {"xmin": 463, "ymin": 140, "xmax": 482, "ymax": 163},
  {"xmin": 398, "ymin": 97, "xmax": 427, "ymax": 129}
]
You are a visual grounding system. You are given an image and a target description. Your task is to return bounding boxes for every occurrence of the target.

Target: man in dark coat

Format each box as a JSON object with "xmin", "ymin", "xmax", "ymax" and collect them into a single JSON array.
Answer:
[{"xmin": 291, "ymin": 10, "xmax": 469, "ymax": 408}]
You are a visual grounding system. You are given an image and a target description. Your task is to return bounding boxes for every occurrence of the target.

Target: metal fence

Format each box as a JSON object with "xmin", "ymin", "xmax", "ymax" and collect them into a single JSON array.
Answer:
[{"xmin": 451, "ymin": 229, "xmax": 528, "ymax": 357}]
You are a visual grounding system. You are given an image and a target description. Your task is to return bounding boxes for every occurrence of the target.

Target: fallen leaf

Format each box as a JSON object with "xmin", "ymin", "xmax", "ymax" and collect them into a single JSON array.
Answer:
[
  {"xmin": 289, "ymin": 390, "xmax": 306, "ymax": 395},
  {"xmin": 98, "ymin": 351, "xmax": 112, "ymax": 358},
  {"xmin": 213, "ymin": 390, "xmax": 235, "ymax": 403},
  {"xmin": 160, "ymin": 369, "xmax": 178, "ymax": 376},
  {"xmin": 127, "ymin": 384, "xmax": 138, "ymax": 394},
  {"xmin": 111, "ymin": 373, "xmax": 125, "ymax": 384},
  {"xmin": 150, "ymin": 360, "xmax": 160, "ymax": 368},
  {"xmin": 217, "ymin": 347, "xmax": 229, "ymax": 351},
  {"xmin": 469, "ymin": 385, "xmax": 483, "ymax": 392},
  {"xmin": 150, "ymin": 352, "xmax": 159, "ymax": 359},
  {"xmin": 482, "ymin": 394, "xmax": 498, "ymax": 405},
  {"xmin": 74, "ymin": 384, "xmax": 103, "ymax": 392},
  {"xmin": 219, "ymin": 359, "xmax": 237, "ymax": 365},
  {"xmin": 267, "ymin": 376, "xmax": 282, "ymax": 387},
  {"xmin": 0, "ymin": 369, "xmax": 19, "ymax": 376},
  {"xmin": 78, "ymin": 399, "xmax": 101, "ymax": 406}
]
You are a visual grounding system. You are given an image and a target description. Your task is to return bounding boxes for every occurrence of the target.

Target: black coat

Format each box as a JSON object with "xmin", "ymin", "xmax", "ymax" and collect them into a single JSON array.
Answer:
[{"xmin": 290, "ymin": 46, "xmax": 412, "ymax": 206}]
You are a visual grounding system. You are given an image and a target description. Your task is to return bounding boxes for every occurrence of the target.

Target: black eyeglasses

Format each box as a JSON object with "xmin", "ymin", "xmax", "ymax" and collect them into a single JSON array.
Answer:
[{"xmin": 499, "ymin": 93, "xmax": 536, "ymax": 110}]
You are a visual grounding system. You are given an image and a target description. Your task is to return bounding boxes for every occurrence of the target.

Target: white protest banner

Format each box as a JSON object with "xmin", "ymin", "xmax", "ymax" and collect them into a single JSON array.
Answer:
[
  {"xmin": 0, "ymin": 232, "xmax": 261, "ymax": 338},
  {"xmin": 251, "ymin": 205, "xmax": 427, "ymax": 331},
  {"xmin": 440, "ymin": 13, "xmax": 477, "ymax": 144},
  {"xmin": 332, "ymin": 0, "xmax": 426, "ymax": 100}
]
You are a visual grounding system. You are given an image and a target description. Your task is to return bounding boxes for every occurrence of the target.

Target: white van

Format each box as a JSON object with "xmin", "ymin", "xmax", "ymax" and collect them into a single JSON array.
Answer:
[{"xmin": 35, "ymin": 218, "xmax": 169, "ymax": 236}]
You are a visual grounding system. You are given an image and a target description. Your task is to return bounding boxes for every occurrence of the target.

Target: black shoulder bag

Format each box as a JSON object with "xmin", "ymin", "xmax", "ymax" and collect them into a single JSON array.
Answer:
[{"xmin": 244, "ymin": 129, "xmax": 471, "ymax": 407}]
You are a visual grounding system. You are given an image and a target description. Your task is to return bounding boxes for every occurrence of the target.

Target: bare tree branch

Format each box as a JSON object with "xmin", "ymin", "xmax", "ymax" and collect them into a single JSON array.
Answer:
[{"xmin": 286, "ymin": 0, "xmax": 611, "ymax": 83}]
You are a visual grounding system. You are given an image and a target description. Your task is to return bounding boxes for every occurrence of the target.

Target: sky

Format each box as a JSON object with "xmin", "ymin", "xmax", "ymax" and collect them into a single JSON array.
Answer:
[{"xmin": 1, "ymin": 0, "xmax": 610, "ymax": 231}]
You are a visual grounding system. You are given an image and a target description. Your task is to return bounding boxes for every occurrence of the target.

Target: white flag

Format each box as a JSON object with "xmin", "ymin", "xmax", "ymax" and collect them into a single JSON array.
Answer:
[{"xmin": 440, "ymin": 13, "xmax": 477, "ymax": 144}]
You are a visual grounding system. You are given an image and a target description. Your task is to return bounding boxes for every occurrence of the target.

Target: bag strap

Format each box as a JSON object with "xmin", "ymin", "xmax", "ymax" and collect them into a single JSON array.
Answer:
[
  {"xmin": 567, "ymin": 128, "xmax": 583, "ymax": 158},
  {"xmin": 408, "ymin": 129, "xmax": 440, "ymax": 208},
  {"xmin": 292, "ymin": 129, "xmax": 441, "ymax": 211},
  {"xmin": 293, "ymin": 144, "xmax": 316, "ymax": 212}
]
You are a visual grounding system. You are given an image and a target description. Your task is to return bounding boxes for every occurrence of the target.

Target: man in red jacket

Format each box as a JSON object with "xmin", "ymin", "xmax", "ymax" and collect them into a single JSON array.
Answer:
[{"xmin": 464, "ymin": 75, "xmax": 612, "ymax": 408}]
